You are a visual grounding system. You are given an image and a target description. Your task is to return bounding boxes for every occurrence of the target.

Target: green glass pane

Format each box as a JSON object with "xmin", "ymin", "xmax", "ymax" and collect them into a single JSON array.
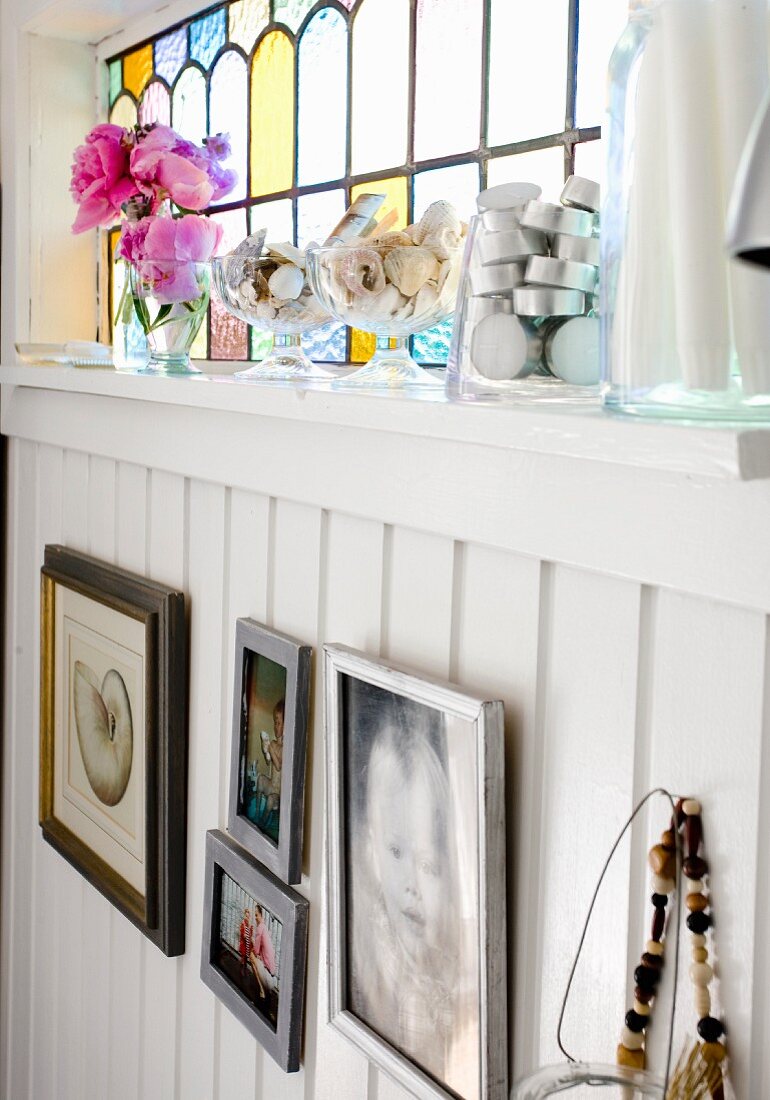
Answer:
[
  {"xmin": 352, "ymin": 0, "xmax": 409, "ymax": 174},
  {"xmin": 414, "ymin": 0, "xmax": 483, "ymax": 160},
  {"xmin": 272, "ymin": 0, "xmax": 317, "ymax": 34},
  {"xmin": 109, "ymin": 60, "xmax": 122, "ymax": 107},
  {"xmin": 298, "ymin": 9, "xmax": 348, "ymax": 185}
]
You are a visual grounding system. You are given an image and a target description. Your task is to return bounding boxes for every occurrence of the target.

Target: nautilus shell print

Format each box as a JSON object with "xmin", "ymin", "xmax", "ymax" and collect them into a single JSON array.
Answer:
[{"xmin": 73, "ymin": 661, "xmax": 134, "ymax": 806}]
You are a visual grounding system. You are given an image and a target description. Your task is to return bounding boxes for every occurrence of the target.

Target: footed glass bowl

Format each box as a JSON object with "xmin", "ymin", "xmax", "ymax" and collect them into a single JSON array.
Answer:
[
  {"xmin": 510, "ymin": 1063, "xmax": 665, "ymax": 1099},
  {"xmin": 212, "ymin": 253, "xmax": 333, "ymax": 381},
  {"xmin": 306, "ymin": 241, "xmax": 462, "ymax": 388}
]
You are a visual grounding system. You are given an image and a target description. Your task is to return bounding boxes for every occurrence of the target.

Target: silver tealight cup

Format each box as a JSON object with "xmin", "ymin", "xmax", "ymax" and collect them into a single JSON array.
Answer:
[
  {"xmin": 551, "ymin": 233, "xmax": 600, "ymax": 267},
  {"xmin": 519, "ymin": 200, "xmax": 596, "ymax": 238},
  {"xmin": 560, "ymin": 174, "xmax": 601, "ymax": 213},
  {"xmin": 470, "ymin": 261, "xmax": 527, "ymax": 297},
  {"xmin": 478, "ymin": 228, "xmax": 548, "ymax": 266},
  {"xmin": 512, "ymin": 286, "xmax": 586, "ymax": 317},
  {"xmin": 525, "ymin": 254, "xmax": 599, "ymax": 294}
]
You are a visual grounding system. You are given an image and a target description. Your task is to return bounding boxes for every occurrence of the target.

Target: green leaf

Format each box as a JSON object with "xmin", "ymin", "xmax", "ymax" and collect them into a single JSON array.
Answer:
[
  {"xmin": 147, "ymin": 303, "xmax": 173, "ymax": 332},
  {"xmin": 132, "ymin": 295, "xmax": 152, "ymax": 335}
]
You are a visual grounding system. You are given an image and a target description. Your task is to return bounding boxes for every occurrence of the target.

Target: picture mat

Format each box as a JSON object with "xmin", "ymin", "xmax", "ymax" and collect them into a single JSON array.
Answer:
[
  {"xmin": 240, "ymin": 648, "xmax": 288, "ymax": 845},
  {"xmin": 341, "ymin": 676, "xmax": 481, "ymax": 1100},
  {"xmin": 54, "ymin": 584, "xmax": 146, "ymax": 894}
]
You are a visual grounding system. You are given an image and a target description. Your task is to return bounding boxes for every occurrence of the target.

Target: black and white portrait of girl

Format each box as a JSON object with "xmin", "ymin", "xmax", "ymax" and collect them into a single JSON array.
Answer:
[{"xmin": 343, "ymin": 677, "xmax": 481, "ymax": 1099}]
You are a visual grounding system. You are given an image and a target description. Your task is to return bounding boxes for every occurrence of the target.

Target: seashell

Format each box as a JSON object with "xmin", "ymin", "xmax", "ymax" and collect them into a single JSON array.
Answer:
[
  {"xmin": 437, "ymin": 256, "xmax": 461, "ymax": 298},
  {"xmin": 370, "ymin": 231, "xmax": 414, "ymax": 258},
  {"xmin": 238, "ymin": 279, "xmax": 258, "ymax": 306},
  {"xmin": 413, "ymin": 200, "xmax": 462, "ymax": 246},
  {"xmin": 266, "ymin": 241, "xmax": 306, "ymax": 269},
  {"xmin": 255, "ymin": 269, "xmax": 273, "ymax": 299},
  {"xmin": 413, "ymin": 283, "xmax": 438, "ymax": 318},
  {"xmin": 421, "ymin": 226, "xmax": 463, "ymax": 261},
  {"xmin": 383, "ymin": 246, "xmax": 440, "ymax": 297},
  {"xmin": 268, "ymin": 263, "xmax": 305, "ymax": 300},
  {"xmin": 394, "ymin": 297, "xmax": 416, "ymax": 322},
  {"xmin": 74, "ymin": 662, "xmax": 133, "ymax": 807},
  {"xmin": 254, "ymin": 302, "xmax": 277, "ymax": 320},
  {"xmin": 402, "ymin": 224, "xmax": 420, "ymax": 242},
  {"xmin": 338, "ymin": 247, "xmax": 386, "ymax": 297},
  {"xmin": 361, "ymin": 283, "xmax": 408, "ymax": 320}
]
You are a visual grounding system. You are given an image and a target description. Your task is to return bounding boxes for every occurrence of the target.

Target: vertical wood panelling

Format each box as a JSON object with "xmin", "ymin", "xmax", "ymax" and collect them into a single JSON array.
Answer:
[
  {"xmin": 453, "ymin": 544, "xmax": 542, "ymax": 1084},
  {"xmin": 314, "ymin": 511, "xmax": 385, "ymax": 1100},
  {"xmin": 534, "ymin": 567, "xmax": 641, "ymax": 1068},
  {"xmin": 749, "ymin": 619, "xmax": 770, "ymax": 1098},
  {"xmin": 217, "ymin": 488, "xmax": 271, "ymax": 1100},
  {"xmin": 141, "ymin": 469, "xmax": 187, "ymax": 1100},
  {"xmin": 642, "ymin": 592, "xmax": 766, "ymax": 1094},
  {"xmin": 177, "ymin": 479, "xmax": 227, "ymax": 1100}
]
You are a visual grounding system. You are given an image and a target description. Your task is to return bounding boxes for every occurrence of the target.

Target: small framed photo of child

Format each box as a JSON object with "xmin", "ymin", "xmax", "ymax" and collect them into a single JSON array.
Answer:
[
  {"xmin": 228, "ymin": 619, "xmax": 311, "ymax": 884},
  {"xmin": 200, "ymin": 830, "xmax": 309, "ymax": 1072},
  {"xmin": 324, "ymin": 645, "xmax": 508, "ymax": 1100}
]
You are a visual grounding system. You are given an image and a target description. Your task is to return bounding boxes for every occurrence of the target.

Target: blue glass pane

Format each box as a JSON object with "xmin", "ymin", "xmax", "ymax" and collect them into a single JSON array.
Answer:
[
  {"xmin": 154, "ymin": 27, "xmax": 188, "ymax": 85},
  {"xmin": 297, "ymin": 9, "xmax": 348, "ymax": 185},
  {"xmin": 209, "ymin": 52, "xmax": 248, "ymax": 203},
  {"xmin": 109, "ymin": 60, "xmax": 122, "ymax": 106},
  {"xmin": 296, "ymin": 189, "xmax": 346, "ymax": 248},
  {"xmin": 413, "ymin": 317, "xmax": 453, "ymax": 365},
  {"xmin": 303, "ymin": 321, "xmax": 347, "ymax": 363},
  {"xmin": 413, "ymin": 163, "xmax": 480, "ymax": 224},
  {"xmin": 190, "ymin": 9, "xmax": 226, "ymax": 70}
]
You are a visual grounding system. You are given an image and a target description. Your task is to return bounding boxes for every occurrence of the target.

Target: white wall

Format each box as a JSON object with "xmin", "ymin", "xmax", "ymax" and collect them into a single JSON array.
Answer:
[{"xmin": 1, "ymin": 377, "xmax": 769, "ymax": 1099}]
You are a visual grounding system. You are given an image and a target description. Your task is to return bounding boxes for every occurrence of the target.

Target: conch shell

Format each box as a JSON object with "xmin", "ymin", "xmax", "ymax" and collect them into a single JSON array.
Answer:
[
  {"xmin": 370, "ymin": 231, "xmax": 414, "ymax": 258},
  {"xmin": 383, "ymin": 246, "xmax": 439, "ymax": 296},
  {"xmin": 337, "ymin": 247, "xmax": 386, "ymax": 297}
]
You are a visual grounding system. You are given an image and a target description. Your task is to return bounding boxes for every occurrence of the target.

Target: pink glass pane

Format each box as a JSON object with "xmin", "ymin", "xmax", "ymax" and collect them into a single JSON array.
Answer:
[
  {"xmin": 414, "ymin": 0, "xmax": 483, "ymax": 161},
  {"xmin": 138, "ymin": 81, "xmax": 170, "ymax": 127},
  {"xmin": 298, "ymin": 9, "xmax": 348, "ymax": 185},
  {"xmin": 210, "ymin": 209, "xmax": 249, "ymax": 360},
  {"xmin": 210, "ymin": 52, "xmax": 248, "ymax": 203},
  {"xmin": 352, "ymin": 0, "xmax": 409, "ymax": 175}
]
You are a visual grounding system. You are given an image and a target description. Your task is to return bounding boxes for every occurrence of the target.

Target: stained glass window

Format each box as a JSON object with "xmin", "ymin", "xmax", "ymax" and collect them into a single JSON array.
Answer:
[{"xmin": 106, "ymin": 0, "xmax": 614, "ymax": 365}]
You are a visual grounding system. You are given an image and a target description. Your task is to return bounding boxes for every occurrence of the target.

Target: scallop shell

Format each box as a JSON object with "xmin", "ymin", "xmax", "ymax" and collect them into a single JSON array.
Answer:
[
  {"xmin": 370, "ymin": 231, "xmax": 414, "ymax": 258},
  {"xmin": 437, "ymin": 256, "xmax": 461, "ymax": 298},
  {"xmin": 421, "ymin": 226, "xmax": 463, "ymax": 261},
  {"xmin": 338, "ymin": 247, "xmax": 386, "ymax": 297},
  {"xmin": 268, "ymin": 263, "xmax": 305, "ymax": 300},
  {"xmin": 413, "ymin": 283, "xmax": 439, "ymax": 318},
  {"xmin": 266, "ymin": 241, "xmax": 306, "ymax": 269},
  {"xmin": 413, "ymin": 200, "xmax": 462, "ymax": 246},
  {"xmin": 254, "ymin": 301, "xmax": 277, "ymax": 320},
  {"xmin": 361, "ymin": 283, "xmax": 408, "ymax": 320},
  {"xmin": 383, "ymin": 246, "xmax": 440, "ymax": 297}
]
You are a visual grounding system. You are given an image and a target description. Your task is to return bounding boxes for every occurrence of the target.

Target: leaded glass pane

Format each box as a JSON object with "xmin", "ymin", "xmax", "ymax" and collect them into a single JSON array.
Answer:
[
  {"xmin": 138, "ymin": 81, "xmax": 171, "ymax": 127},
  {"xmin": 272, "ymin": 0, "xmax": 316, "ymax": 33},
  {"xmin": 211, "ymin": 208, "xmax": 250, "ymax": 359},
  {"xmin": 210, "ymin": 52, "xmax": 248, "ymax": 204},
  {"xmin": 413, "ymin": 163, "xmax": 479, "ymax": 223},
  {"xmin": 351, "ymin": 329, "xmax": 375, "ymax": 363},
  {"xmin": 574, "ymin": 140, "xmax": 605, "ymax": 195},
  {"xmin": 303, "ymin": 323, "xmax": 347, "ymax": 363},
  {"xmin": 413, "ymin": 318, "xmax": 453, "ymax": 365},
  {"xmin": 190, "ymin": 9, "xmax": 227, "ymax": 69},
  {"xmin": 172, "ymin": 67, "xmax": 207, "ymax": 145},
  {"xmin": 296, "ymin": 189, "xmax": 346, "ymax": 247},
  {"xmin": 123, "ymin": 45, "xmax": 153, "ymax": 99},
  {"xmin": 351, "ymin": 177, "xmax": 408, "ymax": 230},
  {"xmin": 229, "ymin": 0, "xmax": 269, "ymax": 52},
  {"xmin": 251, "ymin": 31, "xmax": 295, "ymax": 196},
  {"xmin": 110, "ymin": 93, "xmax": 138, "ymax": 129},
  {"xmin": 488, "ymin": 0, "xmax": 569, "ymax": 145},
  {"xmin": 109, "ymin": 60, "xmax": 122, "ymax": 107},
  {"xmin": 351, "ymin": 0, "xmax": 409, "ymax": 175},
  {"xmin": 155, "ymin": 28, "xmax": 188, "ymax": 85},
  {"xmin": 190, "ymin": 317, "xmax": 208, "ymax": 360},
  {"xmin": 250, "ymin": 199, "xmax": 294, "ymax": 244},
  {"xmin": 576, "ymin": 1, "xmax": 627, "ymax": 127},
  {"xmin": 487, "ymin": 147, "xmax": 566, "ymax": 201},
  {"xmin": 298, "ymin": 8, "xmax": 348, "ymax": 186},
  {"xmin": 414, "ymin": 0, "xmax": 483, "ymax": 161}
]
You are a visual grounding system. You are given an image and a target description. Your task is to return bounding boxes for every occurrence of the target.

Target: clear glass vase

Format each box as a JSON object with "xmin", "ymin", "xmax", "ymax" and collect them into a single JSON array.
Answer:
[
  {"xmin": 112, "ymin": 259, "xmax": 148, "ymax": 371},
  {"xmin": 511, "ymin": 1062, "xmax": 664, "ymax": 1099},
  {"xmin": 601, "ymin": 0, "xmax": 770, "ymax": 419},
  {"xmin": 129, "ymin": 260, "xmax": 210, "ymax": 375}
]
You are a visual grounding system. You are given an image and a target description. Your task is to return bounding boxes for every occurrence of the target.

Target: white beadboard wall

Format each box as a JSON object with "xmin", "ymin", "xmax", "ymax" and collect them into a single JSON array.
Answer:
[{"xmin": 1, "ymin": 373, "xmax": 769, "ymax": 1100}]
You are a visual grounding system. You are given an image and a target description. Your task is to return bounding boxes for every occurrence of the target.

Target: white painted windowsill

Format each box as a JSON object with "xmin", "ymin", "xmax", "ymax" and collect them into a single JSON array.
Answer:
[{"xmin": 2, "ymin": 362, "xmax": 770, "ymax": 481}]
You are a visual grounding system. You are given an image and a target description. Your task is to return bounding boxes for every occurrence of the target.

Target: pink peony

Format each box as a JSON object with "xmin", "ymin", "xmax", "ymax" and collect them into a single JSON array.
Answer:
[
  {"xmin": 128, "ymin": 213, "xmax": 223, "ymax": 303},
  {"xmin": 137, "ymin": 260, "xmax": 202, "ymax": 304},
  {"xmin": 129, "ymin": 125, "xmax": 236, "ymax": 211},
  {"xmin": 116, "ymin": 216, "xmax": 153, "ymax": 263},
  {"xmin": 70, "ymin": 124, "xmax": 137, "ymax": 233},
  {"xmin": 143, "ymin": 214, "xmax": 223, "ymax": 261}
]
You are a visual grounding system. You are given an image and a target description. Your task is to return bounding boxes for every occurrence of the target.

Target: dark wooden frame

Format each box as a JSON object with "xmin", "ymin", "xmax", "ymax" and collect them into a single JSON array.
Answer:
[
  {"xmin": 201, "ymin": 830, "xmax": 309, "ymax": 1072},
  {"xmin": 40, "ymin": 544, "xmax": 187, "ymax": 957},
  {"xmin": 228, "ymin": 618, "xmax": 311, "ymax": 884}
]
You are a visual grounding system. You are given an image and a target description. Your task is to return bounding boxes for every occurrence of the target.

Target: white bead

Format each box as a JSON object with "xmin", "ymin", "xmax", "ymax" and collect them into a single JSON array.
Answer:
[
  {"xmin": 621, "ymin": 1026, "xmax": 645, "ymax": 1050},
  {"xmin": 646, "ymin": 940, "xmax": 664, "ymax": 956},
  {"xmin": 694, "ymin": 986, "xmax": 711, "ymax": 1018},
  {"xmin": 685, "ymin": 877, "xmax": 704, "ymax": 894},
  {"xmin": 691, "ymin": 933, "xmax": 707, "ymax": 948},
  {"xmin": 682, "ymin": 799, "xmax": 701, "ymax": 815},
  {"xmin": 634, "ymin": 1000, "xmax": 651, "ymax": 1016},
  {"xmin": 690, "ymin": 962, "xmax": 713, "ymax": 987},
  {"xmin": 651, "ymin": 873, "xmax": 676, "ymax": 894}
]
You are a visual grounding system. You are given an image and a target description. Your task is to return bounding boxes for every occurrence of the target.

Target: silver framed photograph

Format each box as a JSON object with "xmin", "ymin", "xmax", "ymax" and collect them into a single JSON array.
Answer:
[
  {"xmin": 200, "ymin": 830, "xmax": 309, "ymax": 1072},
  {"xmin": 325, "ymin": 644, "xmax": 508, "ymax": 1100},
  {"xmin": 227, "ymin": 618, "xmax": 311, "ymax": 884}
]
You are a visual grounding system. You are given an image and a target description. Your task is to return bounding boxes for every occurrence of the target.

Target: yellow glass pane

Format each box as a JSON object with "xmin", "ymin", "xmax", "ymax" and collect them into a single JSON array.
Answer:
[
  {"xmin": 110, "ymin": 93, "xmax": 138, "ymax": 129},
  {"xmin": 351, "ymin": 330, "xmax": 376, "ymax": 363},
  {"xmin": 123, "ymin": 44, "xmax": 153, "ymax": 100},
  {"xmin": 351, "ymin": 176, "xmax": 409, "ymax": 231},
  {"xmin": 230, "ymin": 0, "xmax": 269, "ymax": 52},
  {"xmin": 251, "ymin": 31, "xmax": 295, "ymax": 197}
]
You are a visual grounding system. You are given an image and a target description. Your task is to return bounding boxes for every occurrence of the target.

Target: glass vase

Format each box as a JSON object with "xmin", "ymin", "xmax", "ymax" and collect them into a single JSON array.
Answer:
[
  {"xmin": 129, "ymin": 260, "xmax": 210, "ymax": 375},
  {"xmin": 112, "ymin": 259, "xmax": 148, "ymax": 371}
]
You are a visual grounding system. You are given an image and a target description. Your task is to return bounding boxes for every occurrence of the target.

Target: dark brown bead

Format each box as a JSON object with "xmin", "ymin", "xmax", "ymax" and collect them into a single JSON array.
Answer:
[
  {"xmin": 634, "ymin": 986, "xmax": 653, "ymax": 1005},
  {"xmin": 674, "ymin": 798, "xmax": 686, "ymax": 826},
  {"xmin": 686, "ymin": 892, "xmax": 708, "ymax": 912},
  {"xmin": 641, "ymin": 952, "xmax": 663, "ymax": 969},
  {"xmin": 634, "ymin": 965, "xmax": 660, "ymax": 990},
  {"xmin": 652, "ymin": 906, "xmax": 665, "ymax": 941},
  {"xmin": 697, "ymin": 1017, "xmax": 725, "ymax": 1042},
  {"xmin": 648, "ymin": 844, "xmax": 676, "ymax": 879},
  {"xmin": 685, "ymin": 814, "xmax": 703, "ymax": 858},
  {"xmin": 651, "ymin": 893, "xmax": 668, "ymax": 908},
  {"xmin": 683, "ymin": 855, "xmax": 708, "ymax": 879},
  {"xmin": 687, "ymin": 911, "xmax": 712, "ymax": 934},
  {"xmin": 625, "ymin": 1009, "xmax": 647, "ymax": 1033}
]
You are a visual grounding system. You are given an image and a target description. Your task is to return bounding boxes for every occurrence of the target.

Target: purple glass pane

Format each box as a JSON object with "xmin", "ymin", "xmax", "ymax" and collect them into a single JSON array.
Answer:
[
  {"xmin": 413, "ymin": 317, "xmax": 453, "ymax": 365},
  {"xmin": 302, "ymin": 321, "xmax": 347, "ymax": 363},
  {"xmin": 298, "ymin": 9, "xmax": 348, "ymax": 185},
  {"xmin": 155, "ymin": 27, "xmax": 187, "ymax": 86},
  {"xmin": 415, "ymin": 0, "xmax": 483, "ymax": 160},
  {"xmin": 209, "ymin": 52, "xmax": 248, "ymax": 203},
  {"xmin": 190, "ymin": 9, "xmax": 226, "ymax": 70},
  {"xmin": 138, "ymin": 81, "xmax": 171, "ymax": 127}
]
